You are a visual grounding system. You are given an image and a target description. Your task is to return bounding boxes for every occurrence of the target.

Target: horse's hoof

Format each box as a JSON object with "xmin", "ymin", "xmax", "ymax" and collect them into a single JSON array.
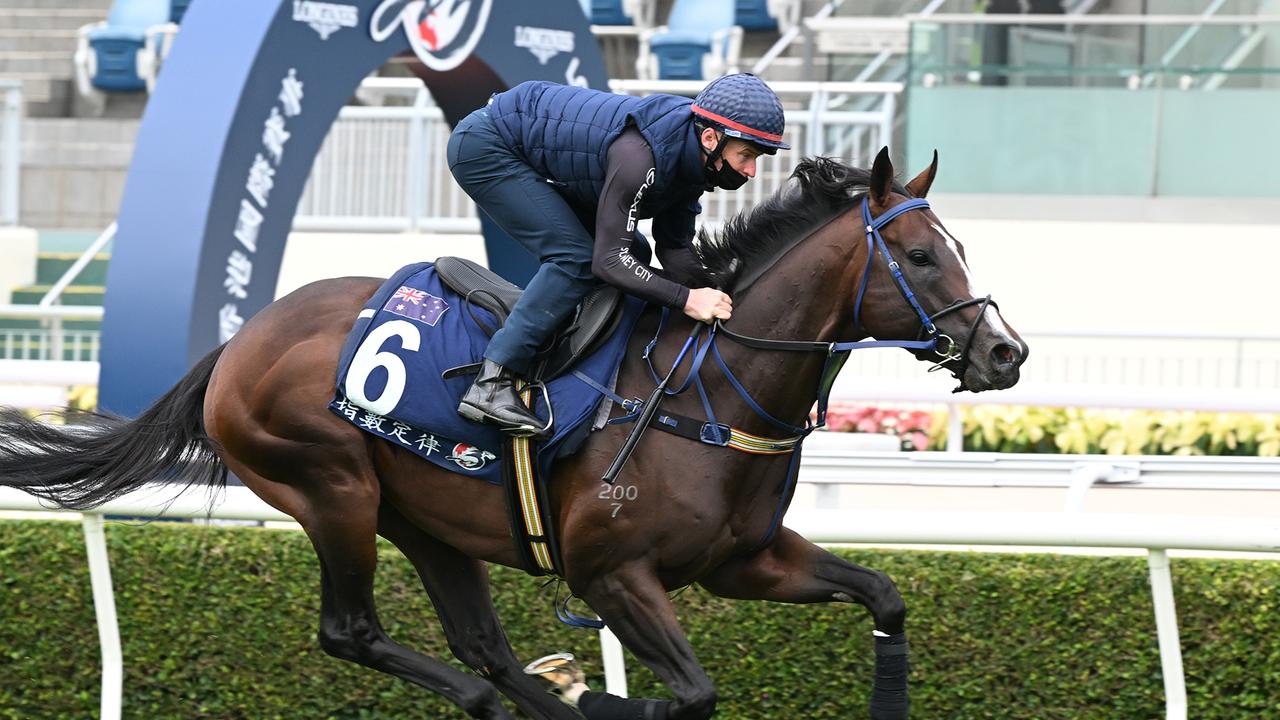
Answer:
[{"xmin": 523, "ymin": 652, "xmax": 585, "ymax": 702}]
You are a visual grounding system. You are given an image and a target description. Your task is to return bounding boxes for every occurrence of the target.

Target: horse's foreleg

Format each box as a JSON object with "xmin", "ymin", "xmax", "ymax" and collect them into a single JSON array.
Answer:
[
  {"xmin": 698, "ymin": 527, "xmax": 909, "ymax": 720},
  {"xmin": 376, "ymin": 503, "xmax": 581, "ymax": 720},
  {"xmin": 297, "ymin": 482, "xmax": 512, "ymax": 720},
  {"xmin": 576, "ymin": 565, "xmax": 717, "ymax": 720}
]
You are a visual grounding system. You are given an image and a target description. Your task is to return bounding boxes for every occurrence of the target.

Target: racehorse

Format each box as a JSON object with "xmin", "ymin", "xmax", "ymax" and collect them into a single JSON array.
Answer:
[{"xmin": 0, "ymin": 149, "xmax": 1025, "ymax": 720}]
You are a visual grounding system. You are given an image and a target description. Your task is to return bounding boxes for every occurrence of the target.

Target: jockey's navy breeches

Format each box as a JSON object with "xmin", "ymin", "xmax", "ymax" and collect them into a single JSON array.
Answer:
[{"xmin": 447, "ymin": 108, "xmax": 597, "ymax": 374}]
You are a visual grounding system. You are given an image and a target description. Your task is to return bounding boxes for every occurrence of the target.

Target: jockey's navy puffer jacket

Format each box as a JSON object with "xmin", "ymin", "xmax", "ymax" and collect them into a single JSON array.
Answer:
[{"xmin": 487, "ymin": 81, "xmax": 705, "ymax": 229}]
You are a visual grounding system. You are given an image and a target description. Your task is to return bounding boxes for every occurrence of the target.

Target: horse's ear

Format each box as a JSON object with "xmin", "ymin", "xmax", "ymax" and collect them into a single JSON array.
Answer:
[
  {"xmin": 905, "ymin": 149, "xmax": 939, "ymax": 199},
  {"xmin": 870, "ymin": 147, "xmax": 894, "ymax": 206}
]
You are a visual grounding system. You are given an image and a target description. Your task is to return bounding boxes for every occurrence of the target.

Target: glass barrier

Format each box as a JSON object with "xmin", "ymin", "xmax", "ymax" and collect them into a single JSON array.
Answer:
[{"xmin": 902, "ymin": 15, "xmax": 1280, "ymax": 196}]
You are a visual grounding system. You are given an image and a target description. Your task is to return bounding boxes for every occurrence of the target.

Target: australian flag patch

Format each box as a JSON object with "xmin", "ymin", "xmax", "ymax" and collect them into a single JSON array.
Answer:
[{"xmin": 384, "ymin": 286, "xmax": 449, "ymax": 326}]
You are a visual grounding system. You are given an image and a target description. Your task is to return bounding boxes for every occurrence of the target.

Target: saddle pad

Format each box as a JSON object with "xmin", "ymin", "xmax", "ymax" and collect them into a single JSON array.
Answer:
[{"xmin": 329, "ymin": 262, "xmax": 645, "ymax": 484}]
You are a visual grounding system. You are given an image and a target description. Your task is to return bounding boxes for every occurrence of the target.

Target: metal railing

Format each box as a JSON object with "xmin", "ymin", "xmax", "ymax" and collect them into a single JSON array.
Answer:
[
  {"xmin": 0, "ymin": 304, "xmax": 104, "ymax": 362},
  {"xmin": 841, "ymin": 328, "xmax": 1280, "ymax": 391},
  {"xmin": 1, "ymin": 80, "xmax": 21, "ymax": 226},
  {"xmin": 907, "ymin": 12, "xmax": 1280, "ymax": 90},
  {"xmin": 3, "ymin": 323, "xmax": 1279, "ymax": 410},
  {"xmin": 295, "ymin": 100, "xmax": 478, "ymax": 232},
  {"xmin": 751, "ymin": 0, "xmax": 844, "ymax": 77},
  {"xmin": 4, "ymin": 457, "xmax": 1278, "ymax": 720},
  {"xmin": 0, "ymin": 223, "xmax": 116, "ymax": 362},
  {"xmin": 0, "ymin": 327, "xmax": 101, "ymax": 362},
  {"xmin": 293, "ymin": 79, "xmax": 902, "ymax": 232}
]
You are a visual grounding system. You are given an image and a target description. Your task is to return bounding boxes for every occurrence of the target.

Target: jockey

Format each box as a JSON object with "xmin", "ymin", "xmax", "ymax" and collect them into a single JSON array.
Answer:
[{"xmin": 448, "ymin": 73, "xmax": 789, "ymax": 439}]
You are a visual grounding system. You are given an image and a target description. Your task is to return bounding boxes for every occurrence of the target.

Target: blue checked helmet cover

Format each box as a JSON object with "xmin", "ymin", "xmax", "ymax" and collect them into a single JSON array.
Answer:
[{"xmin": 690, "ymin": 73, "xmax": 790, "ymax": 153}]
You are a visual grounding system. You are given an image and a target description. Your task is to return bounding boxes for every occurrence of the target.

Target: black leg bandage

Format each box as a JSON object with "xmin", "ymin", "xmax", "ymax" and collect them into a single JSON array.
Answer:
[
  {"xmin": 578, "ymin": 691, "xmax": 669, "ymax": 720},
  {"xmin": 870, "ymin": 632, "xmax": 909, "ymax": 720}
]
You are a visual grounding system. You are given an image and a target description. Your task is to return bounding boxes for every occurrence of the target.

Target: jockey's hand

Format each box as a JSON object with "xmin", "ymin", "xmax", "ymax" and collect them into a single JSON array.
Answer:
[{"xmin": 684, "ymin": 287, "xmax": 733, "ymax": 324}]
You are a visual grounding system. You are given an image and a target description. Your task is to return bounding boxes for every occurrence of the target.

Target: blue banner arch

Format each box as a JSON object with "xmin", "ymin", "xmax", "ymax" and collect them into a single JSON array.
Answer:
[{"xmin": 100, "ymin": 0, "xmax": 609, "ymax": 416}]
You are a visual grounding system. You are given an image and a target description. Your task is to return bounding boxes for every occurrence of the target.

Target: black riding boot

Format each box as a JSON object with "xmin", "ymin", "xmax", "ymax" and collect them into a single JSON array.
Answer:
[{"xmin": 457, "ymin": 359, "xmax": 551, "ymax": 440}]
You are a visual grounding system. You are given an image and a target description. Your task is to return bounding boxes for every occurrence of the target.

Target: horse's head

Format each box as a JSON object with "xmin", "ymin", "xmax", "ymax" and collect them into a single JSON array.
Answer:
[{"xmin": 853, "ymin": 148, "xmax": 1027, "ymax": 392}]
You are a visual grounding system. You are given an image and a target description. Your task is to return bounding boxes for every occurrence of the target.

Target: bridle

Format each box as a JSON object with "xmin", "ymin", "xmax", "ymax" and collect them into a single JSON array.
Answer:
[
  {"xmin": 852, "ymin": 195, "xmax": 998, "ymax": 390},
  {"xmin": 592, "ymin": 193, "xmax": 1007, "ymax": 554},
  {"xmin": 715, "ymin": 194, "xmax": 1000, "ymax": 395}
]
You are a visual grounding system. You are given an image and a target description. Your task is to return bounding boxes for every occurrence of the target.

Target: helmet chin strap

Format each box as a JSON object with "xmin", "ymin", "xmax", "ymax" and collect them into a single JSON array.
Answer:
[
  {"xmin": 701, "ymin": 128, "xmax": 728, "ymax": 164},
  {"xmin": 700, "ymin": 129, "xmax": 733, "ymax": 190}
]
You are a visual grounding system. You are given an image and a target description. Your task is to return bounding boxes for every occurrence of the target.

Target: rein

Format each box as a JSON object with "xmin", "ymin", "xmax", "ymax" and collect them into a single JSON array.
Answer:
[
  {"xmin": 600, "ymin": 194, "xmax": 1003, "ymax": 446},
  {"xmin": 583, "ymin": 193, "xmax": 1002, "ymax": 556}
]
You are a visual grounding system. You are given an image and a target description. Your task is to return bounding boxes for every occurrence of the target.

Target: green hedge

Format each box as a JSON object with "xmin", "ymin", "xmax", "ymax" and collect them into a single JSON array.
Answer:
[{"xmin": 2, "ymin": 521, "xmax": 1277, "ymax": 719}]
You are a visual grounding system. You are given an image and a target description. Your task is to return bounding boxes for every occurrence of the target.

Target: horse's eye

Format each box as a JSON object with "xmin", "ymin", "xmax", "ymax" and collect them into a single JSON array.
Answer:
[{"xmin": 908, "ymin": 250, "xmax": 931, "ymax": 266}]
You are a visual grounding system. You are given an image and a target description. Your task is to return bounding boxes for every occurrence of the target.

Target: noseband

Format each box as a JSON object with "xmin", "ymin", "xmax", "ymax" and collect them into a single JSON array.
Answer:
[{"xmin": 852, "ymin": 196, "xmax": 997, "ymax": 389}]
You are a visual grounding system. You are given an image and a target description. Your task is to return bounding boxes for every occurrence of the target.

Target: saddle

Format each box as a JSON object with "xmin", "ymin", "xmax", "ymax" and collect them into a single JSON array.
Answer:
[{"xmin": 434, "ymin": 257, "xmax": 624, "ymax": 383}]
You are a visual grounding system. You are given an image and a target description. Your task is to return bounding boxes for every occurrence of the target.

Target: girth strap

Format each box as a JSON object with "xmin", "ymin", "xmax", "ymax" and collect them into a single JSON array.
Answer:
[{"xmin": 648, "ymin": 410, "xmax": 801, "ymax": 454}]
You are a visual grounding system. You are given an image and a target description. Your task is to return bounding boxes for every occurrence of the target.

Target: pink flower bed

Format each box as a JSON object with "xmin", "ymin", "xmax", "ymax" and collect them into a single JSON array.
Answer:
[{"xmin": 817, "ymin": 403, "xmax": 935, "ymax": 451}]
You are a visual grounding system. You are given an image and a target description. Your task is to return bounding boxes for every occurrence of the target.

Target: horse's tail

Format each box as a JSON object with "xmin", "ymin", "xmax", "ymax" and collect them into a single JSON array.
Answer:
[{"xmin": 0, "ymin": 344, "xmax": 229, "ymax": 510}]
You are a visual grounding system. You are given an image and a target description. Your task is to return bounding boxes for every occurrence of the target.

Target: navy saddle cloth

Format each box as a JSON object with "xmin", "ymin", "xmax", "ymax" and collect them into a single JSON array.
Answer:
[{"xmin": 329, "ymin": 261, "xmax": 645, "ymax": 484}]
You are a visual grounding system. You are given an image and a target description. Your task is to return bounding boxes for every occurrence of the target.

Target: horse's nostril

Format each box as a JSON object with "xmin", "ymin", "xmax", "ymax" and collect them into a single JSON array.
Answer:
[{"xmin": 991, "ymin": 343, "xmax": 1019, "ymax": 368}]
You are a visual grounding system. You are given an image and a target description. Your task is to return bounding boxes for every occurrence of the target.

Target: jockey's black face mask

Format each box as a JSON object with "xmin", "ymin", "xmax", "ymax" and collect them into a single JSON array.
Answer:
[{"xmin": 700, "ymin": 130, "xmax": 749, "ymax": 191}]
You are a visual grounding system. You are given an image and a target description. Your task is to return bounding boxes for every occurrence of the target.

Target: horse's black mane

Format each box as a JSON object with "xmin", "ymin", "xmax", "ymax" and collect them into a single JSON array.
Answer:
[{"xmin": 693, "ymin": 156, "xmax": 909, "ymax": 289}]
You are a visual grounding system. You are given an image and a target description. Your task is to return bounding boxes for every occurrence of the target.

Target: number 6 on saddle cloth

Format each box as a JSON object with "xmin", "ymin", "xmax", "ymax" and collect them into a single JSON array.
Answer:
[{"xmin": 329, "ymin": 256, "xmax": 645, "ymax": 576}]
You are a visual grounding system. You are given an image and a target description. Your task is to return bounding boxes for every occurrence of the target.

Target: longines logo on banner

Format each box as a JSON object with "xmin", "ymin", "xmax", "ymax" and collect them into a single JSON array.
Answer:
[
  {"xmin": 292, "ymin": 1, "xmax": 359, "ymax": 40},
  {"xmin": 370, "ymin": 0, "xmax": 494, "ymax": 72},
  {"xmin": 514, "ymin": 25, "xmax": 574, "ymax": 65}
]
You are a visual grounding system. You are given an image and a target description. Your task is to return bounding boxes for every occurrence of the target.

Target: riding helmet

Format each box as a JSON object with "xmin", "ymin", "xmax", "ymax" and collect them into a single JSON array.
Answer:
[{"xmin": 690, "ymin": 73, "xmax": 790, "ymax": 154}]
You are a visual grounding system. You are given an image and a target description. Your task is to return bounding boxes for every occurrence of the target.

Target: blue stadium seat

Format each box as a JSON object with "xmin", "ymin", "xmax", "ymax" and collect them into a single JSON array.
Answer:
[
  {"xmin": 735, "ymin": 0, "xmax": 777, "ymax": 31},
  {"xmin": 169, "ymin": 0, "xmax": 191, "ymax": 23},
  {"xmin": 590, "ymin": 0, "xmax": 632, "ymax": 25},
  {"xmin": 583, "ymin": 0, "xmax": 655, "ymax": 28},
  {"xmin": 644, "ymin": 0, "xmax": 740, "ymax": 80},
  {"xmin": 84, "ymin": 0, "xmax": 172, "ymax": 91}
]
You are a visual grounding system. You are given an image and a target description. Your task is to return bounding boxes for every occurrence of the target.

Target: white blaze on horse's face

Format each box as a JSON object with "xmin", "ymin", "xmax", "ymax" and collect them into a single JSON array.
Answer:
[{"xmin": 930, "ymin": 222, "xmax": 1019, "ymax": 347}]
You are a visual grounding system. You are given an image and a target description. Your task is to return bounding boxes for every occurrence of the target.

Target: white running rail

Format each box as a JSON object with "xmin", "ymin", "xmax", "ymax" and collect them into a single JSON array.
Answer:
[{"xmin": 4, "ymin": 457, "xmax": 1280, "ymax": 720}]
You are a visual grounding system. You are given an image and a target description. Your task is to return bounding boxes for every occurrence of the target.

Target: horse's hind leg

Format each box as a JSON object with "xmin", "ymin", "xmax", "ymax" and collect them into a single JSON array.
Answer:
[
  {"xmin": 698, "ymin": 527, "xmax": 909, "ymax": 720},
  {"xmin": 376, "ymin": 504, "xmax": 581, "ymax": 720},
  {"xmin": 281, "ymin": 472, "xmax": 512, "ymax": 719}
]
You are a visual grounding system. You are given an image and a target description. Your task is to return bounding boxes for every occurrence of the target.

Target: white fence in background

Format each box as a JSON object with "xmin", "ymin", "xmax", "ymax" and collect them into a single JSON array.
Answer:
[
  {"xmin": 295, "ymin": 103, "xmax": 477, "ymax": 231},
  {"xmin": 0, "ymin": 327, "xmax": 100, "ymax": 362},
  {"xmin": 0, "ymin": 305, "xmax": 105, "ymax": 363},
  {"xmin": 3, "ymin": 456, "xmax": 1279, "ymax": 720},
  {"xmin": 5, "ymin": 328, "xmax": 1280, "ymax": 411},
  {"xmin": 293, "ymin": 79, "xmax": 901, "ymax": 232},
  {"xmin": 842, "ymin": 329, "xmax": 1280, "ymax": 391}
]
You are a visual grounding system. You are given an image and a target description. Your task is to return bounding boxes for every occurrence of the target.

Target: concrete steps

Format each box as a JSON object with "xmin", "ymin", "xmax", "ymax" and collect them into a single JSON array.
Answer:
[
  {"xmin": 0, "ymin": 7, "xmax": 104, "ymax": 31},
  {"xmin": 0, "ymin": 28, "xmax": 80, "ymax": 52},
  {"xmin": 0, "ymin": 3, "xmax": 111, "ymax": 115},
  {"xmin": 11, "ymin": 285, "xmax": 106, "ymax": 306},
  {"xmin": 2, "ymin": 0, "xmax": 113, "ymax": 8},
  {"xmin": 36, "ymin": 251, "xmax": 110, "ymax": 286},
  {"xmin": 2, "ymin": 233, "xmax": 111, "ymax": 336},
  {"xmin": 0, "ymin": 51, "xmax": 76, "ymax": 75}
]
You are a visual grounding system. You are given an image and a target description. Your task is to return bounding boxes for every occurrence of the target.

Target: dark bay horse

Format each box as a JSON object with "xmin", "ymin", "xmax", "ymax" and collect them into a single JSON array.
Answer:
[{"xmin": 0, "ymin": 149, "xmax": 1025, "ymax": 719}]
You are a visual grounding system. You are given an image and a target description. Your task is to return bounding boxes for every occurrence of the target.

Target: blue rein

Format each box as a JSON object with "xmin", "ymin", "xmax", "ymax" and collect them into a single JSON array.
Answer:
[{"xmin": 617, "ymin": 195, "xmax": 951, "ymax": 439}]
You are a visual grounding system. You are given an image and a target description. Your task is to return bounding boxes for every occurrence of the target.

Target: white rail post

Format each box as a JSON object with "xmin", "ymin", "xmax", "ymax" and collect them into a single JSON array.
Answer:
[
  {"xmin": 1147, "ymin": 549, "xmax": 1187, "ymax": 720},
  {"xmin": 598, "ymin": 625, "xmax": 629, "ymax": 697},
  {"xmin": 405, "ymin": 90, "xmax": 430, "ymax": 231},
  {"xmin": 879, "ymin": 91, "xmax": 896, "ymax": 151},
  {"xmin": 2, "ymin": 83, "xmax": 20, "ymax": 226},
  {"xmin": 82, "ymin": 513, "xmax": 123, "ymax": 720}
]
